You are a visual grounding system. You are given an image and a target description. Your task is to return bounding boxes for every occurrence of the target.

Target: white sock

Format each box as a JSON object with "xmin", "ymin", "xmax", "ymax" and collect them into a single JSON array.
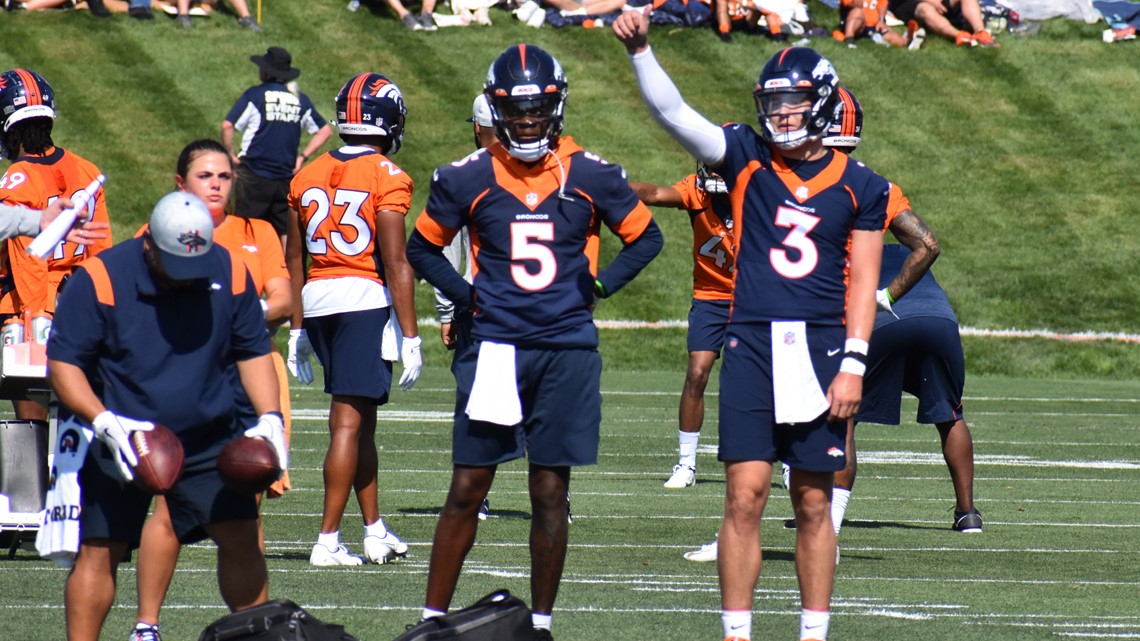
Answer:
[
  {"xmin": 317, "ymin": 531, "xmax": 339, "ymax": 549},
  {"xmin": 422, "ymin": 607, "xmax": 445, "ymax": 620},
  {"xmin": 831, "ymin": 488, "xmax": 851, "ymax": 537},
  {"xmin": 678, "ymin": 430, "xmax": 699, "ymax": 468},
  {"xmin": 800, "ymin": 608, "xmax": 830, "ymax": 640},
  {"xmin": 364, "ymin": 518, "xmax": 389, "ymax": 538},
  {"xmin": 532, "ymin": 613, "xmax": 552, "ymax": 630},
  {"xmin": 722, "ymin": 610, "xmax": 751, "ymax": 639}
]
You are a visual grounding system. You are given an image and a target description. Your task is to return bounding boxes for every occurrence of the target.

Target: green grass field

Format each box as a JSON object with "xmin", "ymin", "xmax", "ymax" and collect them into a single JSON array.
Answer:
[{"xmin": 2, "ymin": 369, "xmax": 1138, "ymax": 640}]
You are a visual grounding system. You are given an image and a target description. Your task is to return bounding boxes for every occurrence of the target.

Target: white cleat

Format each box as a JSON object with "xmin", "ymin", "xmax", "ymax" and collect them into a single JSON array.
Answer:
[
  {"xmin": 364, "ymin": 528, "xmax": 409, "ymax": 564},
  {"xmin": 309, "ymin": 543, "xmax": 363, "ymax": 567},
  {"xmin": 664, "ymin": 464, "xmax": 696, "ymax": 488},
  {"xmin": 683, "ymin": 540, "xmax": 718, "ymax": 562}
]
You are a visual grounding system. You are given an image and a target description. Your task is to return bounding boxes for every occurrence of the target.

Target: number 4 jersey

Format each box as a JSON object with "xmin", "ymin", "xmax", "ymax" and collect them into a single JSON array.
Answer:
[
  {"xmin": 720, "ymin": 124, "xmax": 889, "ymax": 326},
  {"xmin": 288, "ymin": 146, "xmax": 413, "ymax": 313},
  {"xmin": 414, "ymin": 137, "xmax": 656, "ymax": 349}
]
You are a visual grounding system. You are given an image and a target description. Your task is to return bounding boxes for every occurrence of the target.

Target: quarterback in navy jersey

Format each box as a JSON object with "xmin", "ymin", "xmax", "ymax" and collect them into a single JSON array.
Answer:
[
  {"xmin": 407, "ymin": 44, "xmax": 662, "ymax": 637},
  {"xmin": 616, "ymin": 12, "xmax": 884, "ymax": 641}
]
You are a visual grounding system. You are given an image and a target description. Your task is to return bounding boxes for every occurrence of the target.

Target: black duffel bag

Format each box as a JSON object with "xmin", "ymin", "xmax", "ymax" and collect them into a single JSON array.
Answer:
[
  {"xmin": 392, "ymin": 590, "xmax": 532, "ymax": 641},
  {"xmin": 198, "ymin": 599, "xmax": 358, "ymax": 641}
]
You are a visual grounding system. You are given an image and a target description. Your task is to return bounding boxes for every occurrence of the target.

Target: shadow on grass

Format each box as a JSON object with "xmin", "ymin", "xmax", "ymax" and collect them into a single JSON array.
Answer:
[{"xmin": 397, "ymin": 506, "xmax": 533, "ymax": 520}]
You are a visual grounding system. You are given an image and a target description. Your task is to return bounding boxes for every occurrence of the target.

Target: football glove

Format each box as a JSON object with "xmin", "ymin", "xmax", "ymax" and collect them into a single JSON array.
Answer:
[
  {"xmin": 398, "ymin": 335, "xmax": 422, "ymax": 391},
  {"xmin": 245, "ymin": 411, "xmax": 288, "ymax": 471},
  {"xmin": 91, "ymin": 411, "xmax": 154, "ymax": 482},
  {"xmin": 287, "ymin": 328, "xmax": 315, "ymax": 384},
  {"xmin": 876, "ymin": 288, "xmax": 899, "ymax": 319}
]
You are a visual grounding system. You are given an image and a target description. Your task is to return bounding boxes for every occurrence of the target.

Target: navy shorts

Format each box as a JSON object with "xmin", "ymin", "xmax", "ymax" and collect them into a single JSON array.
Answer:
[
  {"xmin": 687, "ymin": 298, "xmax": 732, "ymax": 353},
  {"xmin": 857, "ymin": 317, "xmax": 966, "ymax": 426},
  {"xmin": 718, "ymin": 322, "xmax": 848, "ymax": 472},
  {"xmin": 451, "ymin": 343, "xmax": 602, "ymax": 467},
  {"xmin": 304, "ymin": 307, "xmax": 393, "ymax": 404},
  {"xmin": 79, "ymin": 440, "xmax": 258, "ymax": 547}
]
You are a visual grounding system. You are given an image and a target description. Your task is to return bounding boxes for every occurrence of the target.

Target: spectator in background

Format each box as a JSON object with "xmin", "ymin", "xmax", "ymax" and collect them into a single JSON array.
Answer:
[
  {"xmin": 223, "ymin": 47, "xmax": 332, "ymax": 247},
  {"xmin": 833, "ymin": 0, "xmax": 916, "ymax": 47},
  {"xmin": 889, "ymin": 0, "xmax": 998, "ymax": 45},
  {"xmin": 127, "ymin": 0, "xmax": 153, "ymax": 19},
  {"xmin": 360, "ymin": 0, "xmax": 439, "ymax": 30},
  {"xmin": 173, "ymin": 0, "xmax": 262, "ymax": 29},
  {"xmin": 0, "ymin": 68, "xmax": 112, "ymax": 423}
]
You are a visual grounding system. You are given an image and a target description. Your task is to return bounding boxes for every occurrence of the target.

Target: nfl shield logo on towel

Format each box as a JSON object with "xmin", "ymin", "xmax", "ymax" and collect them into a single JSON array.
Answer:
[{"xmin": 784, "ymin": 332, "xmax": 796, "ymax": 345}]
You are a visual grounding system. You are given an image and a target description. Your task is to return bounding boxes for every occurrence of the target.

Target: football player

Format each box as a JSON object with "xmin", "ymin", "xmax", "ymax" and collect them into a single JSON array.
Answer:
[
  {"xmin": 615, "ymin": 13, "xmax": 888, "ymax": 639},
  {"xmin": 407, "ymin": 44, "xmax": 663, "ymax": 640},
  {"xmin": 285, "ymin": 72, "xmax": 420, "ymax": 567},
  {"xmin": 0, "ymin": 68, "xmax": 112, "ymax": 422},
  {"xmin": 630, "ymin": 164, "xmax": 734, "ymax": 490}
]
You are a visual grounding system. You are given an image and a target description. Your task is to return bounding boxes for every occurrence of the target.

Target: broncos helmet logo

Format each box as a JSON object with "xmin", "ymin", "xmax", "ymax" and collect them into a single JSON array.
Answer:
[{"xmin": 178, "ymin": 230, "xmax": 208, "ymax": 253}]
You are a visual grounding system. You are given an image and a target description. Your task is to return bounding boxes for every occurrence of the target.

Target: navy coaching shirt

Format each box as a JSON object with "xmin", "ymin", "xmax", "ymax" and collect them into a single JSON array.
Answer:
[
  {"xmin": 226, "ymin": 82, "xmax": 326, "ymax": 180},
  {"xmin": 875, "ymin": 244, "xmax": 957, "ymax": 328},
  {"xmin": 720, "ymin": 124, "xmax": 889, "ymax": 326},
  {"xmin": 47, "ymin": 238, "xmax": 271, "ymax": 453},
  {"xmin": 415, "ymin": 138, "xmax": 655, "ymax": 348}
]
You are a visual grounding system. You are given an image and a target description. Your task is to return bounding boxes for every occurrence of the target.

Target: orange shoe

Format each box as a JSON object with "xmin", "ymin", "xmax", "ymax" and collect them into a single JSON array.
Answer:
[
  {"xmin": 832, "ymin": 29, "xmax": 846, "ymax": 41},
  {"xmin": 955, "ymin": 30, "xmax": 975, "ymax": 46},
  {"xmin": 973, "ymin": 29, "xmax": 1000, "ymax": 46}
]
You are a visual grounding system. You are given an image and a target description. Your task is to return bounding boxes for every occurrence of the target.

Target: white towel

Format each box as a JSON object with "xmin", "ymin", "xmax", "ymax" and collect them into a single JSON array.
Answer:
[
  {"xmin": 381, "ymin": 310, "xmax": 401, "ymax": 362},
  {"xmin": 770, "ymin": 321, "xmax": 830, "ymax": 424},
  {"xmin": 464, "ymin": 341, "xmax": 523, "ymax": 426},
  {"xmin": 35, "ymin": 419, "xmax": 93, "ymax": 568}
]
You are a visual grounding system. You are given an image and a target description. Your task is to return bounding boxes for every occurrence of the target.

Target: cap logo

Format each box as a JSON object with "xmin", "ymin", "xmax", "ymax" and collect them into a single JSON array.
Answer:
[{"xmin": 178, "ymin": 230, "xmax": 208, "ymax": 253}]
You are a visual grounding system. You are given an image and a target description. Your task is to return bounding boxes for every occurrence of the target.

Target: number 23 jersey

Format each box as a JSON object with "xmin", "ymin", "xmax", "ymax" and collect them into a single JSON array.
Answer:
[{"xmin": 415, "ymin": 137, "xmax": 654, "ymax": 348}]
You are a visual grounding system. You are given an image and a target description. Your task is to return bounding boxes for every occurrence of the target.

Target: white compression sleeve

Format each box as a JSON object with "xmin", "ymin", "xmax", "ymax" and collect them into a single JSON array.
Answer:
[{"xmin": 629, "ymin": 46, "xmax": 727, "ymax": 167}]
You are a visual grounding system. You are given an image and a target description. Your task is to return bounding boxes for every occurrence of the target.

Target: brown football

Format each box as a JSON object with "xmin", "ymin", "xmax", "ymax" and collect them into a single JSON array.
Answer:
[
  {"xmin": 218, "ymin": 436, "xmax": 281, "ymax": 494},
  {"xmin": 130, "ymin": 424, "xmax": 184, "ymax": 495}
]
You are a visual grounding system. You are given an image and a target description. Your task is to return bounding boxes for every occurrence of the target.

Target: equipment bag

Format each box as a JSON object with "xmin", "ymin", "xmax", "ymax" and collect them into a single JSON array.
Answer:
[
  {"xmin": 392, "ymin": 590, "xmax": 532, "ymax": 641},
  {"xmin": 198, "ymin": 599, "xmax": 358, "ymax": 641}
]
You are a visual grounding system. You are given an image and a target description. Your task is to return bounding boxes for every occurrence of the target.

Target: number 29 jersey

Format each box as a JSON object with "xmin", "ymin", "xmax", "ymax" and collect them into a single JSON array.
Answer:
[
  {"xmin": 720, "ymin": 124, "xmax": 889, "ymax": 326},
  {"xmin": 414, "ymin": 137, "xmax": 654, "ymax": 348}
]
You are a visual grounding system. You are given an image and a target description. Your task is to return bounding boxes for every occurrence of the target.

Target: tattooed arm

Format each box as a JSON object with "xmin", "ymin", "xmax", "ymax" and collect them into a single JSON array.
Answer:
[{"xmin": 885, "ymin": 208, "xmax": 940, "ymax": 302}]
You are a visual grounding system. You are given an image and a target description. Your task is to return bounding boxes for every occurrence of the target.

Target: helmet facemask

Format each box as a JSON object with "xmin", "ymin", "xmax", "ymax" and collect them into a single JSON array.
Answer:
[
  {"xmin": 696, "ymin": 162, "xmax": 728, "ymax": 195},
  {"xmin": 490, "ymin": 92, "xmax": 564, "ymax": 163},
  {"xmin": 754, "ymin": 88, "xmax": 829, "ymax": 151}
]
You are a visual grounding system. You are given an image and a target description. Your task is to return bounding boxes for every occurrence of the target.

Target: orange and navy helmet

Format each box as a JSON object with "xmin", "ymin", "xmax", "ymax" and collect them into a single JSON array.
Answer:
[
  {"xmin": 483, "ymin": 43, "xmax": 568, "ymax": 162},
  {"xmin": 0, "ymin": 68, "xmax": 55, "ymax": 133},
  {"xmin": 753, "ymin": 47, "xmax": 839, "ymax": 150},
  {"xmin": 334, "ymin": 72, "xmax": 407, "ymax": 154},
  {"xmin": 822, "ymin": 86, "xmax": 862, "ymax": 153}
]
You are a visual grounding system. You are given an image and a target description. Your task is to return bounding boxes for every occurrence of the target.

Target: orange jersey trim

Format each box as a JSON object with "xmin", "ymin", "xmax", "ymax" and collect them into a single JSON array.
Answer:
[
  {"xmin": 83, "ymin": 257, "xmax": 114, "ymax": 306},
  {"xmin": 771, "ymin": 151, "xmax": 849, "ymax": 203},
  {"xmin": 728, "ymin": 160, "xmax": 766, "ymax": 317}
]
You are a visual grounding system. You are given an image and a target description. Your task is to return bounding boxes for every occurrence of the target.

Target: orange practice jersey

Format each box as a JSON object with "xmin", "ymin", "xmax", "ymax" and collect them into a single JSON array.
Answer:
[
  {"xmin": 884, "ymin": 183, "xmax": 911, "ymax": 231},
  {"xmin": 0, "ymin": 147, "xmax": 111, "ymax": 315},
  {"xmin": 288, "ymin": 148, "xmax": 413, "ymax": 284},
  {"xmin": 672, "ymin": 174, "xmax": 735, "ymax": 301},
  {"xmin": 137, "ymin": 214, "xmax": 286, "ymax": 295}
]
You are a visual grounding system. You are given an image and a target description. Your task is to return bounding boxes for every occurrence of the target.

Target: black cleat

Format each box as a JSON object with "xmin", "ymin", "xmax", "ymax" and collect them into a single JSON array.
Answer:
[{"xmin": 952, "ymin": 509, "xmax": 983, "ymax": 533}]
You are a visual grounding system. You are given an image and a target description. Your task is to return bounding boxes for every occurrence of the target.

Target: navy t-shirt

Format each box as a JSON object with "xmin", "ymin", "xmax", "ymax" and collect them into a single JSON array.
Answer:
[
  {"xmin": 226, "ymin": 83, "xmax": 326, "ymax": 180},
  {"xmin": 48, "ymin": 238, "xmax": 271, "ymax": 455},
  {"xmin": 875, "ymin": 244, "xmax": 957, "ymax": 328}
]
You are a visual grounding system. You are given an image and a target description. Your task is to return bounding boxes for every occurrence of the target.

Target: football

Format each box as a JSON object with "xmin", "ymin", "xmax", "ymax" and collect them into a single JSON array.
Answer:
[
  {"xmin": 218, "ymin": 436, "xmax": 281, "ymax": 494},
  {"xmin": 130, "ymin": 424, "xmax": 185, "ymax": 495}
]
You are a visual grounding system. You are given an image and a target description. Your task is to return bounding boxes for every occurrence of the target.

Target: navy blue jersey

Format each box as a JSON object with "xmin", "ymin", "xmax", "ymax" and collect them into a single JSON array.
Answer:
[
  {"xmin": 48, "ymin": 239, "xmax": 271, "ymax": 440},
  {"xmin": 720, "ymin": 124, "xmax": 889, "ymax": 326},
  {"xmin": 876, "ymin": 244, "xmax": 957, "ymax": 328},
  {"xmin": 415, "ymin": 138, "xmax": 655, "ymax": 348},
  {"xmin": 226, "ymin": 83, "xmax": 326, "ymax": 180}
]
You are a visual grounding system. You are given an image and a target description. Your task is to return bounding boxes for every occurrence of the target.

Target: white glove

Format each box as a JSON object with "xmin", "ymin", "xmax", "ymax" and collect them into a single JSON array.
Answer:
[
  {"xmin": 876, "ymin": 288, "xmax": 899, "ymax": 319},
  {"xmin": 91, "ymin": 411, "xmax": 155, "ymax": 482},
  {"xmin": 398, "ymin": 335, "xmax": 423, "ymax": 391},
  {"xmin": 244, "ymin": 412, "xmax": 288, "ymax": 471},
  {"xmin": 287, "ymin": 328, "xmax": 315, "ymax": 384}
]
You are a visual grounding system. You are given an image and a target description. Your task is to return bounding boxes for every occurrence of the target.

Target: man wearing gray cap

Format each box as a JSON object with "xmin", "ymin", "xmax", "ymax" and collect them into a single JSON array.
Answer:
[{"xmin": 47, "ymin": 192, "xmax": 284, "ymax": 641}]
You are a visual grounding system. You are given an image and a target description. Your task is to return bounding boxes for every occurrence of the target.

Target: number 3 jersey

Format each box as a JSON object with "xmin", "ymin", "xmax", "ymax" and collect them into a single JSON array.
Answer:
[
  {"xmin": 720, "ymin": 124, "xmax": 889, "ymax": 326},
  {"xmin": 288, "ymin": 146, "xmax": 413, "ymax": 314},
  {"xmin": 414, "ymin": 137, "xmax": 655, "ymax": 349}
]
